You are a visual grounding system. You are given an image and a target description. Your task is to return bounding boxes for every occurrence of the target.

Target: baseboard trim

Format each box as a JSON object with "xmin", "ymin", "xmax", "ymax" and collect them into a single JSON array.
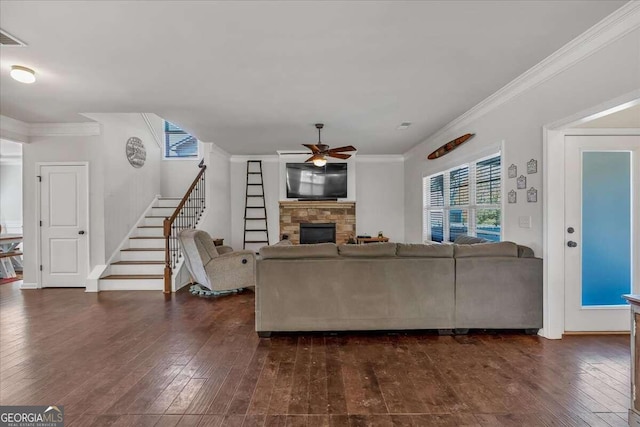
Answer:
[
  {"xmin": 563, "ymin": 331, "xmax": 630, "ymax": 335},
  {"xmin": 19, "ymin": 282, "xmax": 39, "ymax": 290}
]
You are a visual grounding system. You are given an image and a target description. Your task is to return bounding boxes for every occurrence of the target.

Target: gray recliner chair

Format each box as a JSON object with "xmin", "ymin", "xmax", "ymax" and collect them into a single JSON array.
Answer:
[{"xmin": 179, "ymin": 229, "xmax": 256, "ymax": 295}]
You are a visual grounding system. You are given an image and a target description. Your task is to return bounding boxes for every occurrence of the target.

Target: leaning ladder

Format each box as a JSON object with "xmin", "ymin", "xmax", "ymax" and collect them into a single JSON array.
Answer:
[{"xmin": 243, "ymin": 160, "xmax": 270, "ymax": 250}]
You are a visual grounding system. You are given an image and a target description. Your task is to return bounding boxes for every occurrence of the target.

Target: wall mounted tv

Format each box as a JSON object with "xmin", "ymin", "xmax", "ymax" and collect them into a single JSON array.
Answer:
[{"xmin": 286, "ymin": 163, "xmax": 348, "ymax": 199}]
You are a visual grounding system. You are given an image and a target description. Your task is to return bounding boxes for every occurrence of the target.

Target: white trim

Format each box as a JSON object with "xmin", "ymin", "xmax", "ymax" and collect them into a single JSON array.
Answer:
[
  {"xmin": 207, "ymin": 142, "xmax": 231, "ymax": 159},
  {"xmin": 19, "ymin": 282, "xmax": 39, "ymax": 290},
  {"xmin": 542, "ymin": 104, "xmax": 640, "ymax": 339},
  {"xmin": 0, "ymin": 114, "xmax": 103, "ymax": 142},
  {"xmin": 404, "ymin": 2, "xmax": 640, "ymax": 159},
  {"xmin": 36, "ymin": 162, "xmax": 91, "ymax": 289},
  {"xmin": 0, "ymin": 115, "xmax": 29, "ymax": 143},
  {"xmin": 564, "ymin": 128, "xmax": 640, "ymax": 136},
  {"xmin": 86, "ymin": 265, "xmax": 106, "ymax": 293},
  {"xmin": 141, "ymin": 113, "xmax": 162, "ymax": 149},
  {"xmin": 231, "ymin": 155, "xmax": 279, "ymax": 163},
  {"xmin": 547, "ymin": 90, "xmax": 640, "ymax": 130},
  {"xmin": 29, "ymin": 122, "xmax": 101, "ymax": 137}
]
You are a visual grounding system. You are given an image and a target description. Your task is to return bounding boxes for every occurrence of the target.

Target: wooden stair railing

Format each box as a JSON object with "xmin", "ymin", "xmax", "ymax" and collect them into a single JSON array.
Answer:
[{"xmin": 163, "ymin": 160, "xmax": 207, "ymax": 293}]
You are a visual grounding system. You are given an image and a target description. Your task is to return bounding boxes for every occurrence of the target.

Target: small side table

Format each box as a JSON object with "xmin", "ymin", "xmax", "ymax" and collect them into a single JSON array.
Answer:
[
  {"xmin": 357, "ymin": 237, "xmax": 390, "ymax": 245},
  {"xmin": 212, "ymin": 238, "xmax": 224, "ymax": 247}
]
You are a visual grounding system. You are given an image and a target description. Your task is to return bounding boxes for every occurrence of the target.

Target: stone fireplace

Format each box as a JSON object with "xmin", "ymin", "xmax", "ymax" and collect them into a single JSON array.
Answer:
[{"xmin": 279, "ymin": 201, "xmax": 356, "ymax": 244}]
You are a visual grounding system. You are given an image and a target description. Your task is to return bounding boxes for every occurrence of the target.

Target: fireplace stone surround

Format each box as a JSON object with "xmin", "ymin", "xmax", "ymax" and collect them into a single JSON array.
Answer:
[{"xmin": 279, "ymin": 201, "xmax": 356, "ymax": 245}]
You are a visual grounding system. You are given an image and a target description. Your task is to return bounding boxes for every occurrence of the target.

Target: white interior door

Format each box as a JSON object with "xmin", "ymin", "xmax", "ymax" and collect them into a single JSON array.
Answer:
[
  {"xmin": 564, "ymin": 135, "xmax": 640, "ymax": 332},
  {"xmin": 40, "ymin": 164, "xmax": 89, "ymax": 287}
]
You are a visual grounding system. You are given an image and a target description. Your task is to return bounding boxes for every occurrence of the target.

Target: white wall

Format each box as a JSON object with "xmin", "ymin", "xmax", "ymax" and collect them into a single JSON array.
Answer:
[
  {"xmin": 228, "ymin": 156, "xmax": 405, "ymax": 250},
  {"xmin": 230, "ymin": 158, "xmax": 280, "ymax": 250},
  {"xmin": 83, "ymin": 113, "xmax": 162, "ymax": 258},
  {"xmin": 355, "ymin": 158, "xmax": 405, "ymax": 242},
  {"xmin": 22, "ymin": 135, "xmax": 105, "ymax": 285},
  {"xmin": 404, "ymin": 28, "xmax": 640, "ymax": 256},
  {"xmin": 198, "ymin": 145, "xmax": 233, "ymax": 244},
  {"xmin": 0, "ymin": 163, "xmax": 22, "ymax": 234}
]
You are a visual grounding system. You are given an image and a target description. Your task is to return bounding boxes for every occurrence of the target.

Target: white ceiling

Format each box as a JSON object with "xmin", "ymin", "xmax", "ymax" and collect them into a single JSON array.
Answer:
[{"xmin": 0, "ymin": 1, "xmax": 626, "ymax": 154}]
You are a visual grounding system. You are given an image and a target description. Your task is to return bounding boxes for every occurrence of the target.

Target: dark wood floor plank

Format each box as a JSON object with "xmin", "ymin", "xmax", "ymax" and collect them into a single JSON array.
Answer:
[{"xmin": 0, "ymin": 282, "xmax": 634, "ymax": 425}]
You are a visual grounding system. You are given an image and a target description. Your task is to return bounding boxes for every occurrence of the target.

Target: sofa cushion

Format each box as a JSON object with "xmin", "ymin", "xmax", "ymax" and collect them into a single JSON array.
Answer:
[
  {"xmin": 454, "ymin": 235, "xmax": 490, "ymax": 245},
  {"xmin": 454, "ymin": 241, "xmax": 518, "ymax": 258},
  {"xmin": 338, "ymin": 242, "xmax": 397, "ymax": 257},
  {"xmin": 396, "ymin": 243, "xmax": 454, "ymax": 258},
  {"xmin": 260, "ymin": 242, "xmax": 338, "ymax": 259}
]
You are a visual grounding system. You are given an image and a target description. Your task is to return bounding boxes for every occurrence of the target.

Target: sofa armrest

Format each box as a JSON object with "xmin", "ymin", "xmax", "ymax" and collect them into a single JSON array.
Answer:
[
  {"xmin": 205, "ymin": 250, "xmax": 256, "ymax": 290},
  {"xmin": 216, "ymin": 245, "xmax": 234, "ymax": 255}
]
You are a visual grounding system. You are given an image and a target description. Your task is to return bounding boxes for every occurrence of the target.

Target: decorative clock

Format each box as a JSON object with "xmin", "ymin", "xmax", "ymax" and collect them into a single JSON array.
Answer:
[{"xmin": 126, "ymin": 137, "xmax": 146, "ymax": 168}]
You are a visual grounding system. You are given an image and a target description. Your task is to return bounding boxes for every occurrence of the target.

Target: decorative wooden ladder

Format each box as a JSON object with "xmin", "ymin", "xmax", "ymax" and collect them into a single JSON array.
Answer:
[{"xmin": 243, "ymin": 160, "xmax": 270, "ymax": 251}]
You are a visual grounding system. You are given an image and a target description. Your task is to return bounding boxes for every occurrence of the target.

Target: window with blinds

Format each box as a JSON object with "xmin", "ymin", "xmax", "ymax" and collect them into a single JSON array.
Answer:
[
  {"xmin": 164, "ymin": 121, "xmax": 199, "ymax": 159},
  {"xmin": 422, "ymin": 153, "xmax": 501, "ymax": 243}
]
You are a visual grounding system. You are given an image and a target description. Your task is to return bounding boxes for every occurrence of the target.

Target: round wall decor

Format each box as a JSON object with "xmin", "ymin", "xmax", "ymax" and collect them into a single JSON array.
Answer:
[{"xmin": 126, "ymin": 137, "xmax": 146, "ymax": 168}]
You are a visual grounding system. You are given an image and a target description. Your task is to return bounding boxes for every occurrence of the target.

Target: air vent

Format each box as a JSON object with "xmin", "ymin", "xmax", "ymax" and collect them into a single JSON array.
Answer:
[
  {"xmin": 0, "ymin": 30, "xmax": 26, "ymax": 47},
  {"xmin": 396, "ymin": 122, "xmax": 412, "ymax": 130}
]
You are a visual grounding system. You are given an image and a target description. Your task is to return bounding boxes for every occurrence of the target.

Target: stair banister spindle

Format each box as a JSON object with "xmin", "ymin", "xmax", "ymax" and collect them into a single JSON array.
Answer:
[{"xmin": 163, "ymin": 162, "xmax": 207, "ymax": 293}]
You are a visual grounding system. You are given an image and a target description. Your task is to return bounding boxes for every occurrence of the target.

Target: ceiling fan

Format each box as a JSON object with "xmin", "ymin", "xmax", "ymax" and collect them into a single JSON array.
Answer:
[{"xmin": 303, "ymin": 123, "xmax": 356, "ymax": 167}]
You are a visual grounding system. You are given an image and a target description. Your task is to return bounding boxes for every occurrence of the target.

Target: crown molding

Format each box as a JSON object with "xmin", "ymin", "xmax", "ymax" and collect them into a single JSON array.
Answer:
[
  {"xmin": 0, "ymin": 115, "xmax": 29, "ymax": 143},
  {"xmin": 230, "ymin": 154, "xmax": 278, "ymax": 163},
  {"xmin": 206, "ymin": 142, "xmax": 231, "ymax": 159},
  {"xmin": 0, "ymin": 115, "xmax": 102, "ymax": 142},
  {"xmin": 404, "ymin": 1, "xmax": 640, "ymax": 159}
]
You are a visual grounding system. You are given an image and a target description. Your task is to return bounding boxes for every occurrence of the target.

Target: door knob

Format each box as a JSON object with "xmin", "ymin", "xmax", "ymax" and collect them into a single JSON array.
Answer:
[
  {"xmin": 78, "ymin": 230, "xmax": 85, "ymax": 235},
  {"xmin": 567, "ymin": 241, "xmax": 577, "ymax": 248}
]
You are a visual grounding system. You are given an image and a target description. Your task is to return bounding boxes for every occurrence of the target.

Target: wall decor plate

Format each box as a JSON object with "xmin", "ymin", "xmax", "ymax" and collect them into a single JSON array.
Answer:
[
  {"xmin": 508, "ymin": 164, "xmax": 517, "ymax": 178},
  {"xmin": 126, "ymin": 137, "xmax": 146, "ymax": 168},
  {"xmin": 508, "ymin": 190, "xmax": 517, "ymax": 204},
  {"xmin": 427, "ymin": 133, "xmax": 475, "ymax": 160},
  {"xmin": 517, "ymin": 175, "xmax": 527, "ymax": 189},
  {"xmin": 527, "ymin": 187, "xmax": 538, "ymax": 203},
  {"xmin": 527, "ymin": 159, "xmax": 538, "ymax": 174}
]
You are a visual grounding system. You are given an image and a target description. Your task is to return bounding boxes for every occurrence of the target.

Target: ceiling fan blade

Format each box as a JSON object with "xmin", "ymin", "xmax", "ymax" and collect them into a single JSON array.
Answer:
[
  {"xmin": 328, "ymin": 145, "xmax": 357, "ymax": 153},
  {"xmin": 328, "ymin": 152, "xmax": 351, "ymax": 160},
  {"xmin": 304, "ymin": 154, "xmax": 323, "ymax": 163},
  {"xmin": 303, "ymin": 144, "xmax": 321, "ymax": 153}
]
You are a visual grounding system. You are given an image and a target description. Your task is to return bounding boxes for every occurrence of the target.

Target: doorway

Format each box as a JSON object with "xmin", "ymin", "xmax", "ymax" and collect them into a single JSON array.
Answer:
[
  {"xmin": 38, "ymin": 163, "xmax": 89, "ymax": 287},
  {"xmin": 564, "ymin": 135, "xmax": 639, "ymax": 332}
]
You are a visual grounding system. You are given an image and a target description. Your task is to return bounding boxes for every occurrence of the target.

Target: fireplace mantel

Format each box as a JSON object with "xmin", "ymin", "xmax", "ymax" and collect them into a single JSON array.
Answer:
[{"xmin": 279, "ymin": 201, "xmax": 356, "ymax": 244}]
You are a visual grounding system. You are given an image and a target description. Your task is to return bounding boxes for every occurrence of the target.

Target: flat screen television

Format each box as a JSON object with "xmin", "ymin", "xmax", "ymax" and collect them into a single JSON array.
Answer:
[{"xmin": 286, "ymin": 163, "xmax": 348, "ymax": 199}]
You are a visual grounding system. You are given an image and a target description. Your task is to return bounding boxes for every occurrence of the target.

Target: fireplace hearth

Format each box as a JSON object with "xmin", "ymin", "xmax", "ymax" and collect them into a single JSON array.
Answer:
[{"xmin": 300, "ymin": 223, "xmax": 336, "ymax": 244}]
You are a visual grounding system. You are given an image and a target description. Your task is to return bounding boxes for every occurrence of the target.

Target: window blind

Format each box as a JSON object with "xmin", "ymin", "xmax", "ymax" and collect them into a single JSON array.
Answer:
[
  {"xmin": 476, "ymin": 156, "xmax": 501, "ymax": 204},
  {"xmin": 449, "ymin": 166, "xmax": 469, "ymax": 206},
  {"xmin": 164, "ymin": 121, "xmax": 198, "ymax": 158}
]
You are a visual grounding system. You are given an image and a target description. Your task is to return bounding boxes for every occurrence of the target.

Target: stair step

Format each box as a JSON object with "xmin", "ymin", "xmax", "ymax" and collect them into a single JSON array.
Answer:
[{"xmin": 102, "ymin": 275, "xmax": 163, "ymax": 280}]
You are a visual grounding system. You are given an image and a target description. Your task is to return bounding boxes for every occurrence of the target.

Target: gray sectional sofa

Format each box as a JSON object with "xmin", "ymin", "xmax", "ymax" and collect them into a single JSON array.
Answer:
[{"xmin": 255, "ymin": 241, "xmax": 542, "ymax": 336}]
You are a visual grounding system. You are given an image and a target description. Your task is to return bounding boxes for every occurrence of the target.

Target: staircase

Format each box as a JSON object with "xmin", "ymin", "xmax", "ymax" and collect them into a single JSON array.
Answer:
[{"xmin": 99, "ymin": 198, "xmax": 181, "ymax": 291}]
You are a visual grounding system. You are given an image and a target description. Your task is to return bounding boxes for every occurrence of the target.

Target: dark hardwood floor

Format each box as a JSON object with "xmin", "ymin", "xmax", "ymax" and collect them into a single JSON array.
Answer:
[{"xmin": 0, "ymin": 282, "xmax": 631, "ymax": 426}]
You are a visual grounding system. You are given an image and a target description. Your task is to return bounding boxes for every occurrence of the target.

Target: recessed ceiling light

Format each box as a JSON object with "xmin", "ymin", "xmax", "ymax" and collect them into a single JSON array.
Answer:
[
  {"xmin": 10, "ymin": 65, "xmax": 36, "ymax": 84},
  {"xmin": 396, "ymin": 122, "xmax": 412, "ymax": 130}
]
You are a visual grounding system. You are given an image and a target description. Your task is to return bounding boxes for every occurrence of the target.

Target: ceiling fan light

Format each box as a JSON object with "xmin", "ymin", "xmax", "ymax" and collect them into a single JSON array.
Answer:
[
  {"xmin": 10, "ymin": 65, "xmax": 36, "ymax": 84},
  {"xmin": 313, "ymin": 157, "xmax": 327, "ymax": 167}
]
